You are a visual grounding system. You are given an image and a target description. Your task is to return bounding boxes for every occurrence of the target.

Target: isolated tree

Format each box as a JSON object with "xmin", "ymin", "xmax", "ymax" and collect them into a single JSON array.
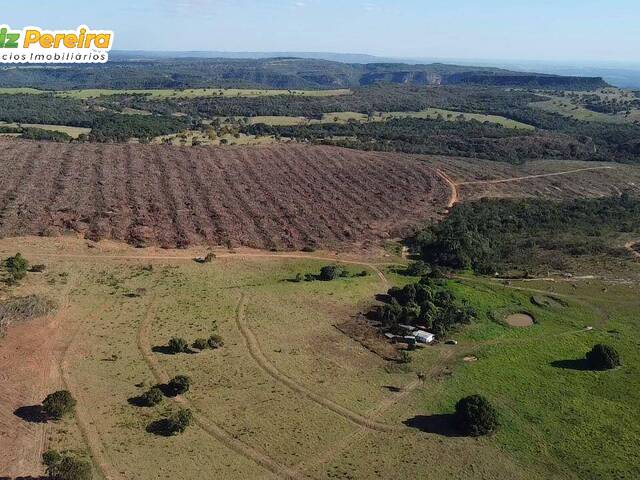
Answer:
[
  {"xmin": 42, "ymin": 390, "xmax": 76, "ymax": 420},
  {"xmin": 4, "ymin": 252, "xmax": 29, "ymax": 281},
  {"xmin": 455, "ymin": 394, "xmax": 499, "ymax": 436},
  {"xmin": 586, "ymin": 344, "xmax": 621, "ymax": 370},
  {"xmin": 168, "ymin": 375, "xmax": 191, "ymax": 396},
  {"xmin": 319, "ymin": 265, "xmax": 343, "ymax": 281},
  {"xmin": 140, "ymin": 386, "xmax": 164, "ymax": 407},
  {"xmin": 168, "ymin": 337, "xmax": 189, "ymax": 354},
  {"xmin": 165, "ymin": 408, "xmax": 193, "ymax": 435},
  {"xmin": 43, "ymin": 450, "xmax": 92, "ymax": 480}
]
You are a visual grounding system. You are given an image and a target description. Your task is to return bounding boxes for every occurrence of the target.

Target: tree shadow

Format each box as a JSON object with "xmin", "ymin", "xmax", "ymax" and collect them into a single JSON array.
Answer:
[
  {"xmin": 403, "ymin": 414, "xmax": 465, "ymax": 437},
  {"xmin": 550, "ymin": 359, "xmax": 590, "ymax": 371},
  {"xmin": 146, "ymin": 418, "xmax": 173, "ymax": 436},
  {"xmin": 382, "ymin": 385, "xmax": 402, "ymax": 393},
  {"xmin": 14, "ymin": 405, "xmax": 47, "ymax": 423},
  {"xmin": 151, "ymin": 345, "xmax": 196, "ymax": 355},
  {"xmin": 127, "ymin": 395, "xmax": 149, "ymax": 407},
  {"xmin": 1, "ymin": 477, "xmax": 49, "ymax": 480}
]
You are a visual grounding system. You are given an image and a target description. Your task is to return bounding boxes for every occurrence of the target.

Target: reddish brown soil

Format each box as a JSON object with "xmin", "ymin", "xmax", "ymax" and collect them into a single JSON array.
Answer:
[{"xmin": 0, "ymin": 140, "xmax": 449, "ymax": 250}]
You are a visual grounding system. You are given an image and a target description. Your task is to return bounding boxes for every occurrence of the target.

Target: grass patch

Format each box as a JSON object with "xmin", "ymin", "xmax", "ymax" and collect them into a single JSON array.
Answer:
[{"xmin": 0, "ymin": 294, "xmax": 57, "ymax": 331}]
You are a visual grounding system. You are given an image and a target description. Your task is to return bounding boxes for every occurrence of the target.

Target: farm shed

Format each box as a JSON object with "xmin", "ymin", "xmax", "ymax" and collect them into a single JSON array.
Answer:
[{"xmin": 414, "ymin": 330, "xmax": 435, "ymax": 344}]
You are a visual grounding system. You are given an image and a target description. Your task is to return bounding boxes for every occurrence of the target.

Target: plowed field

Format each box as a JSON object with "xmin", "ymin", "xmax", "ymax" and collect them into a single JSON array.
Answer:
[{"xmin": 0, "ymin": 140, "xmax": 449, "ymax": 249}]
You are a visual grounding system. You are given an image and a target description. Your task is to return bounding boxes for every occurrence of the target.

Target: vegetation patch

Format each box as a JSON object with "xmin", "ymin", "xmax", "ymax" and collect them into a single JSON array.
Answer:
[{"xmin": 0, "ymin": 294, "xmax": 57, "ymax": 332}]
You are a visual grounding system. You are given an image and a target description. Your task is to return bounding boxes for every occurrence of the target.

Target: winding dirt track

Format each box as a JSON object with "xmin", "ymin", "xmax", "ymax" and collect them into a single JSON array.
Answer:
[
  {"xmin": 235, "ymin": 294, "xmax": 400, "ymax": 433},
  {"xmin": 137, "ymin": 299, "xmax": 309, "ymax": 480},
  {"xmin": 456, "ymin": 166, "xmax": 615, "ymax": 186}
]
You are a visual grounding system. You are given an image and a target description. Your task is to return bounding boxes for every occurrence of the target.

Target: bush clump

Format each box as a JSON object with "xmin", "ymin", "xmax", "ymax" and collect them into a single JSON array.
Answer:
[
  {"xmin": 43, "ymin": 450, "xmax": 92, "ymax": 480},
  {"xmin": 207, "ymin": 334, "xmax": 224, "ymax": 349},
  {"xmin": 168, "ymin": 375, "xmax": 191, "ymax": 396},
  {"xmin": 167, "ymin": 337, "xmax": 189, "ymax": 354},
  {"xmin": 586, "ymin": 344, "xmax": 621, "ymax": 370},
  {"xmin": 140, "ymin": 386, "xmax": 164, "ymax": 407},
  {"xmin": 4, "ymin": 252, "xmax": 29, "ymax": 283},
  {"xmin": 151, "ymin": 408, "xmax": 193, "ymax": 436},
  {"xmin": 192, "ymin": 338, "xmax": 209, "ymax": 350},
  {"xmin": 454, "ymin": 394, "xmax": 499, "ymax": 436},
  {"xmin": 42, "ymin": 390, "xmax": 76, "ymax": 420},
  {"xmin": 319, "ymin": 265, "xmax": 344, "ymax": 281}
]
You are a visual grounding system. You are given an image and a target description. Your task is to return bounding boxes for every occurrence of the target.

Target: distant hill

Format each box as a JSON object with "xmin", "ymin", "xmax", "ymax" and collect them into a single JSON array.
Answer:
[{"xmin": 0, "ymin": 57, "xmax": 608, "ymax": 91}]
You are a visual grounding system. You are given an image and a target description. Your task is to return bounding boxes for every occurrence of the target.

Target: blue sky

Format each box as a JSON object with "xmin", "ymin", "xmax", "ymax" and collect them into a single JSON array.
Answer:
[{"xmin": 4, "ymin": 0, "xmax": 639, "ymax": 62}]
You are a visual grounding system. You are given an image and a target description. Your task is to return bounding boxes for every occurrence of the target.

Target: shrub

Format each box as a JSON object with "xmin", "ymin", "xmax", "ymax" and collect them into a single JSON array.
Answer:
[
  {"xmin": 43, "ymin": 450, "xmax": 92, "ymax": 480},
  {"xmin": 4, "ymin": 253, "xmax": 29, "ymax": 282},
  {"xmin": 455, "ymin": 394, "xmax": 499, "ymax": 436},
  {"xmin": 168, "ymin": 375, "xmax": 191, "ymax": 395},
  {"xmin": 319, "ymin": 265, "xmax": 343, "ymax": 281},
  {"xmin": 586, "ymin": 344, "xmax": 621, "ymax": 370},
  {"xmin": 42, "ymin": 390, "xmax": 76, "ymax": 420},
  {"xmin": 207, "ymin": 334, "xmax": 224, "ymax": 349},
  {"xmin": 165, "ymin": 409, "xmax": 193, "ymax": 435},
  {"xmin": 140, "ymin": 386, "xmax": 163, "ymax": 406},
  {"xmin": 204, "ymin": 252, "xmax": 216, "ymax": 263},
  {"xmin": 168, "ymin": 337, "xmax": 189, "ymax": 354},
  {"xmin": 193, "ymin": 338, "xmax": 209, "ymax": 350},
  {"xmin": 405, "ymin": 260, "xmax": 431, "ymax": 277},
  {"xmin": 42, "ymin": 449, "xmax": 62, "ymax": 469}
]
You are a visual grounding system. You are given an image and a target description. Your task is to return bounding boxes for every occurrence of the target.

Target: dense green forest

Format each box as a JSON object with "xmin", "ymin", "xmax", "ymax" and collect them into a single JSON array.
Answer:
[
  {"xmin": 246, "ymin": 118, "xmax": 595, "ymax": 163},
  {"xmin": 0, "ymin": 59, "xmax": 607, "ymax": 90},
  {"xmin": 0, "ymin": 94, "xmax": 189, "ymax": 142},
  {"xmin": 412, "ymin": 194, "xmax": 640, "ymax": 274}
]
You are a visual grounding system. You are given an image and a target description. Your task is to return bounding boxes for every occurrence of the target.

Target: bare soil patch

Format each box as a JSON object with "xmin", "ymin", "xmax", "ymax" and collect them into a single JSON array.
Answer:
[
  {"xmin": 505, "ymin": 313, "xmax": 535, "ymax": 328},
  {"xmin": 0, "ymin": 139, "xmax": 449, "ymax": 250}
]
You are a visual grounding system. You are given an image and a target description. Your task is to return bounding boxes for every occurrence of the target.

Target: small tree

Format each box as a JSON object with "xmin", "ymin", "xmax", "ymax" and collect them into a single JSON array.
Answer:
[
  {"xmin": 168, "ymin": 375, "xmax": 191, "ymax": 396},
  {"xmin": 42, "ymin": 450, "xmax": 92, "ymax": 480},
  {"xmin": 455, "ymin": 394, "xmax": 499, "ymax": 436},
  {"xmin": 42, "ymin": 390, "xmax": 76, "ymax": 420},
  {"xmin": 319, "ymin": 265, "xmax": 343, "ymax": 281},
  {"xmin": 4, "ymin": 252, "xmax": 29, "ymax": 282},
  {"xmin": 166, "ymin": 408, "xmax": 193, "ymax": 435},
  {"xmin": 168, "ymin": 337, "xmax": 189, "ymax": 354},
  {"xmin": 586, "ymin": 344, "xmax": 621, "ymax": 370},
  {"xmin": 140, "ymin": 386, "xmax": 164, "ymax": 407}
]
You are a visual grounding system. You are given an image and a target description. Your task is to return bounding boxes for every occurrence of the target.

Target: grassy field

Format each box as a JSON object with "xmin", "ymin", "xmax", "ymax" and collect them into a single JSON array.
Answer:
[
  {"xmin": 1, "ymin": 237, "xmax": 638, "ymax": 479},
  {"xmin": 238, "ymin": 108, "xmax": 535, "ymax": 129},
  {"xmin": 150, "ymin": 129, "xmax": 279, "ymax": 146},
  {"xmin": 0, "ymin": 87, "xmax": 352, "ymax": 99},
  {"xmin": 532, "ymin": 89, "xmax": 640, "ymax": 124}
]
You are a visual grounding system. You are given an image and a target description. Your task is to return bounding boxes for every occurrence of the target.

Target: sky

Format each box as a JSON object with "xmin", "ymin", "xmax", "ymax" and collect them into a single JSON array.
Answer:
[{"xmin": 4, "ymin": 0, "xmax": 639, "ymax": 63}]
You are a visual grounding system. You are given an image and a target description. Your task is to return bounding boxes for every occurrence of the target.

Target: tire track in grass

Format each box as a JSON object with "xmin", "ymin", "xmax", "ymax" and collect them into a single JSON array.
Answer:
[
  {"xmin": 296, "ymin": 348, "xmax": 454, "ymax": 475},
  {"xmin": 234, "ymin": 294, "xmax": 400, "ymax": 433},
  {"xmin": 137, "ymin": 297, "xmax": 308, "ymax": 480},
  {"xmin": 59, "ymin": 304, "xmax": 116, "ymax": 480}
]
